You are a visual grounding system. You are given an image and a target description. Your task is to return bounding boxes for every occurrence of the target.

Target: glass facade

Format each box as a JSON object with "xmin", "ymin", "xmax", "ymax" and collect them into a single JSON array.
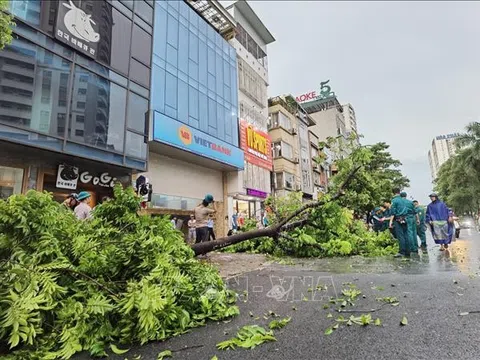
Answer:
[
  {"xmin": 1, "ymin": 1, "xmax": 153, "ymax": 170},
  {"xmin": 151, "ymin": 0, "xmax": 239, "ymax": 148}
]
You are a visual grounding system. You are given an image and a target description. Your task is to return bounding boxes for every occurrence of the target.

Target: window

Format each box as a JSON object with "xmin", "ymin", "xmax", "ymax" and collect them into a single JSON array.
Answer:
[
  {"xmin": 237, "ymin": 58, "xmax": 267, "ymax": 106},
  {"xmin": 0, "ymin": 166, "xmax": 24, "ymax": 200},
  {"xmin": 125, "ymin": 131, "xmax": 147, "ymax": 159},
  {"xmin": 9, "ymin": 0, "xmax": 41, "ymax": 27},
  {"xmin": 130, "ymin": 58, "xmax": 150, "ymax": 87},
  {"xmin": 0, "ymin": 36, "xmax": 71, "ymax": 136},
  {"xmin": 78, "ymin": 88, "xmax": 87, "ymax": 95},
  {"xmin": 269, "ymin": 111, "xmax": 291, "ymax": 130},
  {"xmin": 273, "ymin": 141, "xmax": 293, "ymax": 160},
  {"xmin": 110, "ymin": 8, "xmax": 132, "ymax": 75},
  {"xmin": 75, "ymin": 129, "xmax": 84, "ymax": 136},
  {"xmin": 134, "ymin": 0, "xmax": 153, "ymax": 24},
  {"xmin": 69, "ymin": 66, "xmax": 127, "ymax": 152},
  {"xmin": 235, "ymin": 23, "xmax": 268, "ymax": 69},
  {"xmin": 275, "ymin": 172, "xmax": 296, "ymax": 190},
  {"xmin": 131, "ymin": 25, "xmax": 152, "ymax": 66},
  {"xmin": 127, "ymin": 92, "xmax": 148, "ymax": 133}
]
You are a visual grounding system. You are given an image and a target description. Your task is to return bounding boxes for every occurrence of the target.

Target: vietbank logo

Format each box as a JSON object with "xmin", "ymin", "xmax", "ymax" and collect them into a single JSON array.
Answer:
[
  {"xmin": 178, "ymin": 124, "xmax": 231, "ymax": 156},
  {"xmin": 179, "ymin": 125, "xmax": 192, "ymax": 145}
]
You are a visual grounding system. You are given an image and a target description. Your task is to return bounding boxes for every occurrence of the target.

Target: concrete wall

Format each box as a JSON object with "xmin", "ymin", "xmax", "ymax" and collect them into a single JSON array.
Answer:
[{"xmin": 309, "ymin": 108, "xmax": 340, "ymax": 142}]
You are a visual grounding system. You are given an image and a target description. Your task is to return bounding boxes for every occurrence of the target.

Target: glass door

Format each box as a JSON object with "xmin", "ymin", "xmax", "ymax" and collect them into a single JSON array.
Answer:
[{"xmin": 0, "ymin": 166, "xmax": 24, "ymax": 200}]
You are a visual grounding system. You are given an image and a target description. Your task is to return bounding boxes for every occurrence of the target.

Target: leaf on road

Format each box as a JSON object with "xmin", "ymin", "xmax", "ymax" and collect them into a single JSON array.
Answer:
[
  {"xmin": 332, "ymin": 323, "xmax": 339, "ymax": 330},
  {"xmin": 157, "ymin": 350, "xmax": 172, "ymax": 359},
  {"xmin": 327, "ymin": 313, "xmax": 333, "ymax": 318},
  {"xmin": 211, "ymin": 356, "xmax": 218, "ymax": 360},
  {"xmin": 400, "ymin": 315, "xmax": 408, "ymax": 326},
  {"xmin": 110, "ymin": 344, "xmax": 129, "ymax": 355},
  {"xmin": 374, "ymin": 318, "xmax": 382, "ymax": 326},
  {"xmin": 323, "ymin": 304, "xmax": 330, "ymax": 309},
  {"xmin": 324, "ymin": 328, "xmax": 333, "ymax": 335},
  {"xmin": 453, "ymin": 279, "xmax": 458, "ymax": 284},
  {"xmin": 371, "ymin": 286, "xmax": 385, "ymax": 291},
  {"xmin": 292, "ymin": 306, "xmax": 297, "ymax": 311},
  {"xmin": 459, "ymin": 312, "xmax": 469, "ymax": 316},
  {"xmin": 269, "ymin": 317, "xmax": 291, "ymax": 330},
  {"xmin": 249, "ymin": 311, "xmax": 254, "ymax": 317}
]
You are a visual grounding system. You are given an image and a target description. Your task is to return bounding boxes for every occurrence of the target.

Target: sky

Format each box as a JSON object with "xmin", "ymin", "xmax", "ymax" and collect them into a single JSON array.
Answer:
[{"xmin": 225, "ymin": 1, "xmax": 480, "ymax": 204}]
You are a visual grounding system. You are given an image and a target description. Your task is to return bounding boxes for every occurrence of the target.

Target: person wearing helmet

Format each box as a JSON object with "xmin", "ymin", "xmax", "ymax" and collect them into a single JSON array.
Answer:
[
  {"xmin": 413, "ymin": 200, "xmax": 427, "ymax": 250},
  {"xmin": 74, "ymin": 191, "xmax": 92, "ymax": 220},
  {"xmin": 426, "ymin": 192, "xmax": 451, "ymax": 251},
  {"xmin": 194, "ymin": 194, "xmax": 216, "ymax": 244},
  {"xmin": 63, "ymin": 193, "xmax": 79, "ymax": 210},
  {"xmin": 389, "ymin": 188, "xmax": 415, "ymax": 257}
]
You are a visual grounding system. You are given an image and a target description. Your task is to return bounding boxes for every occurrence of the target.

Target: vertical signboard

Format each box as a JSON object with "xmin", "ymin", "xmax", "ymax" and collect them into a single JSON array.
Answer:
[
  {"xmin": 239, "ymin": 120, "xmax": 273, "ymax": 170},
  {"xmin": 55, "ymin": 0, "xmax": 106, "ymax": 59}
]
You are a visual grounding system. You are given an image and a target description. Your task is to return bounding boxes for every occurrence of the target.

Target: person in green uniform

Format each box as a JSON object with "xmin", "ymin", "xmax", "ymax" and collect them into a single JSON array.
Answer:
[
  {"xmin": 413, "ymin": 200, "xmax": 427, "ymax": 250},
  {"xmin": 389, "ymin": 189, "xmax": 416, "ymax": 257},
  {"xmin": 371, "ymin": 207, "xmax": 385, "ymax": 232},
  {"xmin": 383, "ymin": 200, "xmax": 395, "ymax": 236},
  {"xmin": 400, "ymin": 192, "xmax": 418, "ymax": 252}
]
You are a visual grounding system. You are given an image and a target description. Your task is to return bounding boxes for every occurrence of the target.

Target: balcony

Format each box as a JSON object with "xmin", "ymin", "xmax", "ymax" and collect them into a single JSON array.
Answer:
[{"xmin": 185, "ymin": 0, "xmax": 236, "ymax": 40}]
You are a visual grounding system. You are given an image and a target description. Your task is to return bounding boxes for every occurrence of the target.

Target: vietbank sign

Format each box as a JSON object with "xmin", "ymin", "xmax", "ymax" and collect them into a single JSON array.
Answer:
[{"xmin": 153, "ymin": 112, "xmax": 244, "ymax": 169}]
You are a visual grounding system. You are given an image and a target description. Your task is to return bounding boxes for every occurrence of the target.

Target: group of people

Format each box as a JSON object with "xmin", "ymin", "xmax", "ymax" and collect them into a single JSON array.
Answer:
[
  {"xmin": 370, "ymin": 189, "xmax": 458, "ymax": 257},
  {"xmin": 62, "ymin": 191, "xmax": 94, "ymax": 220}
]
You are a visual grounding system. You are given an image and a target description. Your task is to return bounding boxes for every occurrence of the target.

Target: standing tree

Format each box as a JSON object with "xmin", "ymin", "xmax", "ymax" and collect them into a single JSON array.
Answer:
[
  {"xmin": 327, "ymin": 139, "xmax": 410, "ymax": 217},
  {"xmin": 0, "ymin": 0, "xmax": 13, "ymax": 50}
]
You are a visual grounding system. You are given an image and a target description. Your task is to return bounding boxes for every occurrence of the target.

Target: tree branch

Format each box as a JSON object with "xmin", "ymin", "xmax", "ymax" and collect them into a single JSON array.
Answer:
[{"xmin": 190, "ymin": 165, "xmax": 362, "ymax": 256}]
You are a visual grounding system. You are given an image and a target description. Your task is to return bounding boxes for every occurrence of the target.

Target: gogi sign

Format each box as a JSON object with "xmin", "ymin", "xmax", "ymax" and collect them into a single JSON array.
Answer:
[
  {"xmin": 55, "ymin": 0, "xmax": 100, "ymax": 58},
  {"xmin": 80, "ymin": 171, "xmax": 117, "ymax": 188}
]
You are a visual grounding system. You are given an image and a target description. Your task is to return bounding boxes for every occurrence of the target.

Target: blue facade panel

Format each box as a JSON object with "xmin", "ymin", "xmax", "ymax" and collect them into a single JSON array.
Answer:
[{"xmin": 151, "ymin": 0, "xmax": 242, "ymax": 168}]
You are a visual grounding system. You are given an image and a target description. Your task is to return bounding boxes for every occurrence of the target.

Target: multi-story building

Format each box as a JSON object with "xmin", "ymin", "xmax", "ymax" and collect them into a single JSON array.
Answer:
[
  {"xmin": 268, "ymin": 95, "xmax": 315, "ymax": 199},
  {"xmin": 342, "ymin": 103, "xmax": 359, "ymax": 144},
  {"xmin": 224, "ymin": 0, "xmax": 275, "ymax": 221},
  {"xmin": 428, "ymin": 133, "xmax": 460, "ymax": 180},
  {"xmin": 0, "ymin": 0, "xmax": 152, "ymax": 203},
  {"xmin": 143, "ymin": 0, "xmax": 243, "ymax": 236}
]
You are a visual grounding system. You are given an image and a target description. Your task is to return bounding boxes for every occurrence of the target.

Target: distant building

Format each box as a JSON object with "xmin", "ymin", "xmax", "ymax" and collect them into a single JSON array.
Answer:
[
  {"xmin": 268, "ymin": 95, "xmax": 315, "ymax": 199},
  {"xmin": 428, "ymin": 133, "xmax": 460, "ymax": 180},
  {"xmin": 342, "ymin": 103, "xmax": 359, "ymax": 144}
]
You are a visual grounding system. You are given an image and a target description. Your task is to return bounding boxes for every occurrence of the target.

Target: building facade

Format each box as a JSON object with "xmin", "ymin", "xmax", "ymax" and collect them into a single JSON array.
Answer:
[
  {"xmin": 268, "ymin": 95, "xmax": 315, "ymax": 199},
  {"xmin": 428, "ymin": 133, "xmax": 460, "ymax": 180},
  {"xmin": 143, "ymin": 0, "xmax": 242, "ymax": 236},
  {"xmin": 342, "ymin": 103, "xmax": 359, "ymax": 144},
  {"xmin": 0, "ymin": 0, "xmax": 152, "ymax": 203},
  {"xmin": 225, "ymin": 1, "xmax": 275, "ymax": 222}
]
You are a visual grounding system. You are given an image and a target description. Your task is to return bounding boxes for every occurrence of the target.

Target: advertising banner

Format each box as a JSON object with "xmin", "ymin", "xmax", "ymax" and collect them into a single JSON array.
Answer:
[
  {"xmin": 153, "ymin": 111, "xmax": 244, "ymax": 169},
  {"xmin": 239, "ymin": 120, "xmax": 273, "ymax": 170}
]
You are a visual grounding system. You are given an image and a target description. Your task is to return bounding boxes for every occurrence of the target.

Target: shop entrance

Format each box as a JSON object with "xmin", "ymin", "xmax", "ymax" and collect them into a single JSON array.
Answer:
[
  {"xmin": 0, "ymin": 166, "xmax": 25, "ymax": 200},
  {"xmin": 234, "ymin": 199, "xmax": 258, "ymax": 219}
]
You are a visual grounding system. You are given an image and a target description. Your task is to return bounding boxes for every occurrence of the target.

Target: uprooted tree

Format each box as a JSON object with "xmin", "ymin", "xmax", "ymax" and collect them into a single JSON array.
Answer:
[{"xmin": 192, "ymin": 138, "xmax": 408, "ymax": 257}]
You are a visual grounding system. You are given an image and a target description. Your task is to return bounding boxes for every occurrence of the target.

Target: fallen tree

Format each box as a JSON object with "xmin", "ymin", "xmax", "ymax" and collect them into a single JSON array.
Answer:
[{"xmin": 191, "ymin": 166, "xmax": 361, "ymax": 256}]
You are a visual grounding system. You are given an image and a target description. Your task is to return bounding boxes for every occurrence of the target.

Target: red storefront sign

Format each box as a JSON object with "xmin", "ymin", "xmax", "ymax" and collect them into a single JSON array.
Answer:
[{"xmin": 239, "ymin": 119, "xmax": 273, "ymax": 170}]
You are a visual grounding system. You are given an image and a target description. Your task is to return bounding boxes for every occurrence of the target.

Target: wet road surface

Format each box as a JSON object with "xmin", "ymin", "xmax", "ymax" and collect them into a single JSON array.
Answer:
[{"xmin": 77, "ymin": 228, "xmax": 480, "ymax": 360}]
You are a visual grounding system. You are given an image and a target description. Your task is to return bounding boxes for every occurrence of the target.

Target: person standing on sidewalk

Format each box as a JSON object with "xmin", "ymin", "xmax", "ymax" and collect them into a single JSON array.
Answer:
[
  {"xmin": 413, "ymin": 200, "xmax": 427, "ymax": 250},
  {"xmin": 194, "ymin": 194, "xmax": 216, "ymax": 244},
  {"xmin": 74, "ymin": 191, "xmax": 92, "ymax": 220},
  {"xmin": 207, "ymin": 216, "xmax": 216, "ymax": 241},
  {"xmin": 187, "ymin": 214, "xmax": 196, "ymax": 244}
]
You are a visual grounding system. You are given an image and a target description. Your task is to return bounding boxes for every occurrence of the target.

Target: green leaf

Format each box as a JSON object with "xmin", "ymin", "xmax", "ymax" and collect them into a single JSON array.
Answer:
[
  {"xmin": 400, "ymin": 315, "xmax": 408, "ymax": 326},
  {"xmin": 157, "ymin": 350, "xmax": 172, "ymax": 359},
  {"xmin": 327, "ymin": 313, "xmax": 333, "ymax": 318},
  {"xmin": 269, "ymin": 317, "xmax": 291, "ymax": 330},
  {"xmin": 332, "ymin": 323, "xmax": 339, "ymax": 330},
  {"xmin": 324, "ymin": 328, "xmax": 333, "ymax": 335},
  {"xmin": 110, "ymin": 344, "xmax": 130, "ymax": 355},
  {"xmin": 374, "ymin": 318, "xmax": 382, "ymax": 326},
  {"xmin": 211, "ymin": 356, "xmax": 218, "ymax": 360}
]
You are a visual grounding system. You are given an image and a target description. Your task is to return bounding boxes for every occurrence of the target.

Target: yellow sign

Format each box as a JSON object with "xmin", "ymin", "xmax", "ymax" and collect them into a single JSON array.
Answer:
[{"xmin": 246, "ymin": 126, "xmax": 268, "ymax": 155}]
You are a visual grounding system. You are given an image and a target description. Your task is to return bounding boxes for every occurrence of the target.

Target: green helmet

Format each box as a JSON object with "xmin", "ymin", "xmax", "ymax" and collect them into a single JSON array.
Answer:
[{"xmin": 204, "ymin": 194, "xmax": 214, "ymax": 203}]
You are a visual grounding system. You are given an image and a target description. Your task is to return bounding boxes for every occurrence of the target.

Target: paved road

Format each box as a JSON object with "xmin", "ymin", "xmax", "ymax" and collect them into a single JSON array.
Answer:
[{"xmin": 79, "ymin": 228, "xmax": 480, "ymax": 360}]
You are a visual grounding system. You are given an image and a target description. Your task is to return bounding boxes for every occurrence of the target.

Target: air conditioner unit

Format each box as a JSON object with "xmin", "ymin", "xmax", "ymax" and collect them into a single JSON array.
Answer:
[
  {"xmin": 291, "ymin": 128, "xmax": 297, "ymax": 135},
  {"xmin": 295, "ymin": 184, "xmax": 302, "ymax": 191},
  {"xmin": 292, "ymin": 157, "xmax": 299, "ymax": 164}
]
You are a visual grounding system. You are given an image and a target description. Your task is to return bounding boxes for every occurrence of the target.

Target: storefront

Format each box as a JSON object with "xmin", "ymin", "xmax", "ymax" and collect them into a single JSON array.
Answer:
[
  {"xmin": 0, "ymin": 0, "xmax": 152, "ymax": 202},
  {"xmin": 0, "ymin": 142, "xmax": 132, "ymax": 206}
]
